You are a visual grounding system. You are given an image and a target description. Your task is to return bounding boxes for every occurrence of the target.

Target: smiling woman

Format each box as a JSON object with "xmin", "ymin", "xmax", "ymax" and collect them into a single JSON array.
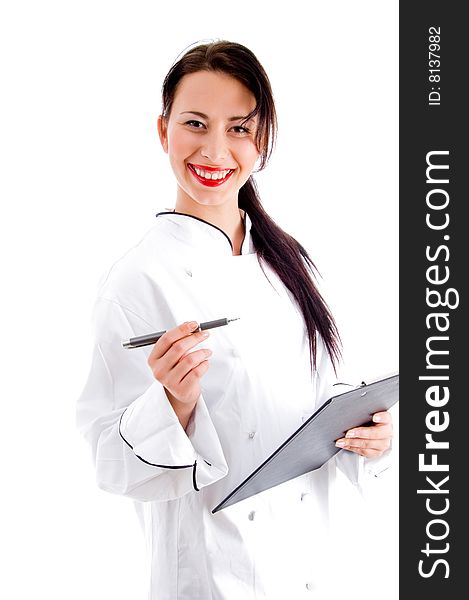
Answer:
[
  {"xmin": 76, "ymin": 40, "xmax": 393, "ymax": 600},
  {"xmin": 158, "ymin": 70, "xmax": 259, "ymax": 208}
]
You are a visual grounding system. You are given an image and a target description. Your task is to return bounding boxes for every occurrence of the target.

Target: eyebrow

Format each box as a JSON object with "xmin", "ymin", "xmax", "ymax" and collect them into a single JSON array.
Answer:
[{"xmin": 180, "ymin": 110, "xmax": 255, "ymax": 123}]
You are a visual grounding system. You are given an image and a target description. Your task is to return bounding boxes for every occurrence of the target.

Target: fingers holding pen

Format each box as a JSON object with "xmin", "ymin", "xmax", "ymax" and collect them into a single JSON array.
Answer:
[
  {"xmin": 149, "ymin": 321, "xmax": 200, "ymax": 360},
  {"xmin": 147, "ymin": 321, "xmax": 212, "ymax": 405},
  {"xmin": 172, "ymin": 339, "xmax": 212, "ymax": 379},
  {"xmin": 149, "ymin": 322, "xmax": 211, "ymax": 372}
]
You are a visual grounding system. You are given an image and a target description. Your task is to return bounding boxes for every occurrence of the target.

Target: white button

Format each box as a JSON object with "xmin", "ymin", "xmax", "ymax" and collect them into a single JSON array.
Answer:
[
  {"xmin": 185, "ymin": 269, "xmax": 192, "ymax": 277},
  {"xmin": 248, "ymin": 511, "xmax": 256, "ymax": 521},
  {"xmin": 305, "ymin": 582, "xmax": 314, "ymax": 590},
  {"xmin": 248, "ymin": 431, "xmax": 256, "ymax": 439}
]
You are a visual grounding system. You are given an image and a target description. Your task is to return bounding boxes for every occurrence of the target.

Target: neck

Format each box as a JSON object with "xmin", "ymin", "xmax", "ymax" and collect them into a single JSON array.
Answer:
[{"xmin": 174, "ymin": 194, "xmax": 245, "ymax": 255}]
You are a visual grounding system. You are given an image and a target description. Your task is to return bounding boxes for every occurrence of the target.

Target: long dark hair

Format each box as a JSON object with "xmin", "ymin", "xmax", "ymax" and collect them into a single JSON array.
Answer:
[{"xmin": 161, "ymin": 40, "xmax": 341, "ymax": 373}]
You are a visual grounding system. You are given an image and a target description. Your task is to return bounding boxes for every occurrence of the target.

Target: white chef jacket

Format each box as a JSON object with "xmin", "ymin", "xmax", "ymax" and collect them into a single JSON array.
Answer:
[{"xmin": 77, "ymin": 209, "xmax": 391, "ymax": 600}]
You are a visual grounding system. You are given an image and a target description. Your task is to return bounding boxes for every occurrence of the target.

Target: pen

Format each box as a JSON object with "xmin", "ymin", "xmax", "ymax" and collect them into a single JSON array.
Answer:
[{"xmin": 122, "ymin": 317, "xmax": 240, "ymax": 349}]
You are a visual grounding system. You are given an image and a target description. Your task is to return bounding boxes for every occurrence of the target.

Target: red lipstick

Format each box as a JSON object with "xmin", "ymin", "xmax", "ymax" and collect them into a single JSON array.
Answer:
[{"xmin": 187, "ymin": 163, "xmax": 235, "ymax": 187}]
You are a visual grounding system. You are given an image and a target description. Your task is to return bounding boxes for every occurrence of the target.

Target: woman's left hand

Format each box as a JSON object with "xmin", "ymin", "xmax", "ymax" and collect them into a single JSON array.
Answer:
[{"xmin": 335, "ymin": 411, "xmax": 393, "ymax": 458}]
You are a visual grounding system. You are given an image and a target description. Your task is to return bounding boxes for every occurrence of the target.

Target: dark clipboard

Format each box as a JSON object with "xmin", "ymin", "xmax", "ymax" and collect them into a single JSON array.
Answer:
[{"xmin": 212, "ymin": 373, "xmax": 399, "ymax": 513}]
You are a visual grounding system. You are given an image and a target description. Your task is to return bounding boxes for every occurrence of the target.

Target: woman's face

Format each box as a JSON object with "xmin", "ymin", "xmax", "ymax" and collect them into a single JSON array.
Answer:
[{"xmin": 158, "ymin": 70, "xmax": 260, "ymax": 210}]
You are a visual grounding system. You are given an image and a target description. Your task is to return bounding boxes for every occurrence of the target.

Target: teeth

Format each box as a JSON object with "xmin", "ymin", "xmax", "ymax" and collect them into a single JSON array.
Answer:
[{"xmin": 192, "ymin": 166, "xmax": 231, "ymax": 180}]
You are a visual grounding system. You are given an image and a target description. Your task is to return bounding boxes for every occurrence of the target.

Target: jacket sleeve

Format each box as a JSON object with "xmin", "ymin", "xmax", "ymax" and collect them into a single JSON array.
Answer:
[
  {"xmin": 76, "ymin": 296, "xmax": 228, "ymax": 502},
  {"xmin": 314, "ymin": 337, "xmax": 394, "ymax": 492}
]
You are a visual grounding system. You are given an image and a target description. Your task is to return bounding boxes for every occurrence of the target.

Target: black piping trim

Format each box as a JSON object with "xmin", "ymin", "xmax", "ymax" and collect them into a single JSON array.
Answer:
[
  {"xmin": 192, "ymin": 460, "xmax": 200, "ymax": 492},
  {"xmin": 118, "ymin": 411, "xmax": 194, "ymax": 470},
  {"xmin": 239, "ymin": 210, "xmax": 247, "ymax": 254},
  {"xmin": 155, "ymin": 210, "xmax": 248, "ymax": 256}
]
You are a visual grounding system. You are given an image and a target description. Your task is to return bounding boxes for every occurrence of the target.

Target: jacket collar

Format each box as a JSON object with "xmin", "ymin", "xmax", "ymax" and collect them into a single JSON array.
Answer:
[{"xmin": 154, "ymin": 209, "xmax": 254, "ymax": 256}]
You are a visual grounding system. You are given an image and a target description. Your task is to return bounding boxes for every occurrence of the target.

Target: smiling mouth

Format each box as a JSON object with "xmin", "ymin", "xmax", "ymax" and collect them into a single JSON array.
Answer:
[{"xmin": 187, "ymin": 163, "xmax": 235, "ymax": 187}]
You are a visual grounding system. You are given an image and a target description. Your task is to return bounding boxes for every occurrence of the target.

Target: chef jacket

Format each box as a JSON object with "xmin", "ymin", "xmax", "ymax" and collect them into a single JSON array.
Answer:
[{"xmin": 76, "ymin": 209, "xmax": 391, "ymax": 600}]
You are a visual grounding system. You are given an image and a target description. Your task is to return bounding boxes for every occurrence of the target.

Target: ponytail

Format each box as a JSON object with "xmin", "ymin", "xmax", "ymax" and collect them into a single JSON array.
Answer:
[{"xmin": 238, "ymin": 178, "xmax": 342, "ymax": 375}]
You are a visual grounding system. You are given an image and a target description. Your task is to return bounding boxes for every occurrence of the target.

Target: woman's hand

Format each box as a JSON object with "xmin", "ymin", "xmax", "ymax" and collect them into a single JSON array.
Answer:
[
  {"xmin": 147, "ymin": 321, "xmax": 212, "ymax": 427},
  {"xmin": 335, "ymin": 411, "xmax": 393, "ymax": 458}
]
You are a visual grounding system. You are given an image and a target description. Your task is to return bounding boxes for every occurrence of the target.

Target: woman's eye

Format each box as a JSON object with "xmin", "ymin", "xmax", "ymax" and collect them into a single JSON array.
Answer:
[
  {"xmin": 231, "ymin": 125, "xmax": 250, "ymax": 135},
  {"xmin": 185, "ymin": 120, "xmax": 205, "ymax": 129}
]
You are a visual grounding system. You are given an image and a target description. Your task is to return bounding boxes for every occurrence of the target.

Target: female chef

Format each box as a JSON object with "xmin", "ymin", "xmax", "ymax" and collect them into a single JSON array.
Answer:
[{"xmin": 77, "ymin": 40, "xmax": 393, "ymax": 599}]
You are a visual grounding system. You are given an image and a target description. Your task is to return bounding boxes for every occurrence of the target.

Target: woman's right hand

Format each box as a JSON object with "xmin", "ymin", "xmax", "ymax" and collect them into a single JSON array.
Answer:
[{"xmin": 147, "ymin": 321, "xmax": 212, "ymax": 409}]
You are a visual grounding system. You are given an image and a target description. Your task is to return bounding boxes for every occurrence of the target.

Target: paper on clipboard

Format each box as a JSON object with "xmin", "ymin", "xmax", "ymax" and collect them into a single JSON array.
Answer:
[{"xmin": 212, "ymin": 373, "xmax": 399, "ymax": 513}]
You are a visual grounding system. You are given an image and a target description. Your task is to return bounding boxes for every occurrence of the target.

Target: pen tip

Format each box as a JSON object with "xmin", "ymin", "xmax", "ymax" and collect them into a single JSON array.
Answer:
[{"xmin": 227, "ymin": 317, "xmax": 240, "ymax": 323}]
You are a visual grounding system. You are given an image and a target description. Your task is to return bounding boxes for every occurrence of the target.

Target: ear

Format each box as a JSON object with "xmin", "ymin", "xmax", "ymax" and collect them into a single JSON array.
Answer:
[{"xmin": 157, "ymin": 115, "xmax": 168, "ymax": 153}]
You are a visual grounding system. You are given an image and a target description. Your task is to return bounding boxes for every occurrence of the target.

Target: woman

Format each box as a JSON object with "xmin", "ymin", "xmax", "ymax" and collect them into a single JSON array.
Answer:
[{"xmin": 77, "ymin": 40, "xmax": 393, "ymax": 599}]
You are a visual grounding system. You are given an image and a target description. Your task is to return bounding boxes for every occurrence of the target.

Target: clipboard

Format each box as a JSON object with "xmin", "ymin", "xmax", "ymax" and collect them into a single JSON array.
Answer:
[{"xmin": 212, "ymin": 373, "xmax": 399, "ymax": 513}]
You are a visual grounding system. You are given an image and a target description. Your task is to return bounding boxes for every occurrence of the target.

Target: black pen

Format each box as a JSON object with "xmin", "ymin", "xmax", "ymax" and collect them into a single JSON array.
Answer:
[{"xmin": 122, "ymin": 317, "xmax": 240, "ymax": 349}]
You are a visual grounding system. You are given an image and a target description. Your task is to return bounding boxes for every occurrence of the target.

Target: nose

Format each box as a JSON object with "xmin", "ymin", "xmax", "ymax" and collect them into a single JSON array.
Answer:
[{"xmin": 200, "ymin": 127, "xmax": 229, "ymax": 163}]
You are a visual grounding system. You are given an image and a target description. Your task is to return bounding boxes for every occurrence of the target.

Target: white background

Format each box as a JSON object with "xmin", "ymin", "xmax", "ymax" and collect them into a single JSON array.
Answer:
[{"xmin": 0, "ymin": 1, "xmax": 398, "ymax": 598}]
